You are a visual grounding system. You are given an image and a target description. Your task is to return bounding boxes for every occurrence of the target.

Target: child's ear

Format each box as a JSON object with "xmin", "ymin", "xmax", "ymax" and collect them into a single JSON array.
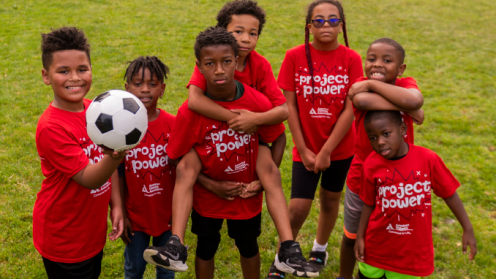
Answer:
[
  {"xmin": 125, "ymin": 83, "xmax": 129, "ymax": 91},
  {"xmin": 339, "ymin": 22, "xmax": 343, "ymax": 33},
  {"xmin": 397, "ymin": 64, "xmax": 407, "ymax": 77},
  {"xmin": 235, "ymin": 55, "xmax": 239, "ymax": 68},
  {"xmin": 195, "ymin": 59, "xmax": 202, "ymax": 74},
  {"xmin": 42, "ymin": 69, "xmax": 50, "ymax": 85},
  {"xmin": 307, "ymin": 23, "xmax": 313, "ymax": 35},
  {"xmin": 160, "ymin": 83, "xmax": 166, "ymax": 98},
  {"xmin": 400, "ymin": 122, "xmax": 407, "ymax": 136}
]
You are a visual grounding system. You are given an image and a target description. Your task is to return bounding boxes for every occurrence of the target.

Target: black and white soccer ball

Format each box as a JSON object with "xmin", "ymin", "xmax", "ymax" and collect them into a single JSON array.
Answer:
[{"xmin": 86, "ymin": 90, "xmax": 148, "ymax": 151}]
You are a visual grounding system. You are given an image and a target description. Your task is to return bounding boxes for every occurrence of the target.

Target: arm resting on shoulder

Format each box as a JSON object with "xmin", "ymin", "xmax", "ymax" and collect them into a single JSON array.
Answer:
[
  {"xmin": 188, "ymin": 85, "xmax": 238, "ymax": 122},
  {"xmin": 366, "ymin": 80, "xmax": 423, "ymax": 111}
]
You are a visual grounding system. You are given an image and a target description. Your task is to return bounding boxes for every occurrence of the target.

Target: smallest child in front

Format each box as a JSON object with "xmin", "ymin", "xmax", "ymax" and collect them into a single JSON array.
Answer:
[
  {"xmin": 119, "ymin": 56, "xmax": 176, "ymax": 279},
  {"xmin": 354, "ymin": 110, "xmax": 477, "ymax": 278}
]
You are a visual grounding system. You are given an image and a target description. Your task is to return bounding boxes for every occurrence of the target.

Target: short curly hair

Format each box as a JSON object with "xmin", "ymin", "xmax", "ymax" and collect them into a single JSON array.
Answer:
[
  {"xmin": 194, "ymin": 26, "xmax": 239, "ymax": 61},
  {"xmin": 216, "ymin": 0, "xmax": 266, "ymax": 35},
  {"xmin": 41, "ymin": 27, "xmax": 90, "ymax": 70},
  {"xmin": 364, "ymin": 110, "xmax": 403, "ymax": 127},
  {"xmin": 370, "ymin": 38, "xmax": 406, "ymax": 64}
]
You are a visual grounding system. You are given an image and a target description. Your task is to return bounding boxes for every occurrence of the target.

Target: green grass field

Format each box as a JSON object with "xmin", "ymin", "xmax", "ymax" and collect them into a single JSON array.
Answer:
[{"xmin": 1, "ymin": 0, "xmax": 495, "ymax": 277}]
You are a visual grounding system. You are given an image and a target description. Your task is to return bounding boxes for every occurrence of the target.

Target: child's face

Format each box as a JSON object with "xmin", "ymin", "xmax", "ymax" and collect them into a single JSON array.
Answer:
[
  {"xmin": 226, "ymin": 14, "xmax": 260, "ymax": 58},
  {"xmin": 365, "ymin": 117, "xmax": 408, "ymax": 159},
  {"xmin": 365, "ymin": 43, "xmax": 406, "ymax": 85},
  {"xmin": 42, "ymin": 50, "xmax": 92, "ymax": 106},
  {"xmin": 125, "ymin": 67, "xmax": 165, "ymax": 111},
  {"xmin": 308, "ymin": 3, "xmax": 343, "ymax": 44},
  {"xmin": 196, "ymin": 45, "xmax": 237, "ymax": 92}
]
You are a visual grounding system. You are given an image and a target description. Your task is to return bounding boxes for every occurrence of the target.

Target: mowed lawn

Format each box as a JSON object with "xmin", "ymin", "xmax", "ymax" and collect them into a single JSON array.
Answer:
[{"xmin": 1, "ymin": 0, "xmax": 495, "ymax": 277}]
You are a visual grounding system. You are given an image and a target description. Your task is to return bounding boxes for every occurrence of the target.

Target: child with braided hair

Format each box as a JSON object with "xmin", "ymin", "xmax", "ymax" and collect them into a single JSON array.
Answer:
[{"xmin": 274, "ymin": 0, "xmax": 363, "ymax": 277}]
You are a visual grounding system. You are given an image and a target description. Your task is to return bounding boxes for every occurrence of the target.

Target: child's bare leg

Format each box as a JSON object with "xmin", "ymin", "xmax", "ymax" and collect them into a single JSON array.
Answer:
[
  {"xmin": 172, "ymin": 149, "xmax": 202, "ymax": 243},
  {"xmin": 240, "ymin": 253, "xmax": 261, "ymax": 279},
  {"xmin": 288, "ymin": 198, "xmax": 313, "ymax": 239},
  {"xmin": 256, "ymin": 146, "xmax": 293, "ymax": 242},
  {"xmin": 315, "ymin": 188, "xmax": 341, "ymax": 245},
  {"xmin": 339, "ymin": 235, "xmax": 356, "ymax": 279},
  {"xmin": 195, "ymin": 257, "xmax": 215, "ymax": 279}
]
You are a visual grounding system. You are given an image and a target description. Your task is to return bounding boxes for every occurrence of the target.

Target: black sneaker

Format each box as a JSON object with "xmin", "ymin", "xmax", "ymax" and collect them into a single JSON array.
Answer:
[
  {"xmin": 274, "ymin": 242, "xmax": 319, "ymax": 278},
  {"xmin": 143, "ymin": 235, "xmax": 188, "ymax": 272},
  {"xmin": 265, "ymin": 261, "xmax": 286, "ymax": 278},
  {"xmin": 308, "ymin": 250, "xmax": 328, "ymax": 271}
]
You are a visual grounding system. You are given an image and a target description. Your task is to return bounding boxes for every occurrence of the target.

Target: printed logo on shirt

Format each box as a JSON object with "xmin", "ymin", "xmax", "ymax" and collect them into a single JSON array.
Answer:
[
  {"xmin": 224, "ymin": 161, "xmax": 249, "ymax": 174},
  {"xmin": 205, "ymin": 123, "xmax": 255, "ymax": 162},
  {"xmin": 90, "ymin": 180, "xmax": 111, "ymax": 197},
  {"xmin": 142, "ymin": 183, "xmax": 164, "ymax": 197},
  {"xmin": 376, "ymin": 168, "xmax": 431, "ymax": 220},
  {"xmin": 81, "ymin": 141, "xmax": 105, "ymax": 165},
  {"xmin": 295, "ymin": 63, "xmax": 348, "ymax": 103},
  {"xmin": 309, "ymin": 107, "xmax": 333, "ymax": 118},
  {"xmin": 386, "ymin": 223, "xmax": 413, "ymax": 235}
]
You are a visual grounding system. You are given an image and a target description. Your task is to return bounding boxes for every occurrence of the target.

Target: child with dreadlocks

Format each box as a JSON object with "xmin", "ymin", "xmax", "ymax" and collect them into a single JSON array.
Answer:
[
  {"xmin": 275, "ymin": 0, "xmax": 362, "ymax": 277},
  {"xmin": 340, "ymin": 38, "xmax": 425, "ymax": 279},
  {"xmin": 354, "ymin": 110, "xmax": 476, "ymax": 278},
  {"xmin": 34, "ymin": 27, "xmax": 126, "ymax": 278},
  {"xmin": 144, "ymin": 26, "xmax": 319, "ymax": 279},
  {"xmin": 117, "ymin": 56, "xmax": 175, "ymax": 279}
]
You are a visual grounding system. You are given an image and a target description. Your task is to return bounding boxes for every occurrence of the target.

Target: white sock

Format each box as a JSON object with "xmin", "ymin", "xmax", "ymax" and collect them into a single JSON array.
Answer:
[
  {"xmin": 312, "ymin": 239, "xmax": 328, "ymax": 252},
  {"xmin": 275, "ymin": 253, "xmax": 279, "ymax": 262}
]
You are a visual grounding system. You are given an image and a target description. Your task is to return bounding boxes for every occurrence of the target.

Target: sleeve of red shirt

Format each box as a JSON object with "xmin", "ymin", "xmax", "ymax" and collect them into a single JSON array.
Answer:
[
  {"xmin": 38, "ymin": 126, "xmax": 89, "ymax": 177},
  {"xmin": 167, "ymin": 105, "xmax": 201, "ymax": 160},
  {"xmin": 276, "ymin": 49, "xmax": 296, "ymax": 92},
  {"xmin": 258, "ymin": 123, "xmax": 285, "ymax": 144},
  {"xmin": 186, "ymin": 65, "xmax": 207, "ymax": 91},
  {"xmin": 428, "ymin": 150, "xmax": 460, "ymax": 199},
  {"xmin": 399, "ymin": 77, "xmax": 420, "ymax": 90},
  {"xmin": 348, "ymin": 50, "xmax": 364, "ymax": 86},
  {"xmin": 258, "ymin": 57, "xmax": 286, "ymax": 107},
  {"xmin": 360, "ymin": 158, "xmax": 377, "ymax": 206}
]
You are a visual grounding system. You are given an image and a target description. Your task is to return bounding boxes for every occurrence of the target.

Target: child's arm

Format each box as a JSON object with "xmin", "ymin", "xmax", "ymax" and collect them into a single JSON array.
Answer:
[
  {"xmin": 349, "ymin": 80, "xmax": 423, "ymax": 111},
  {"xmin": 188, "ymin": 85, "xmax": 238, "ymax": 122},
  {"xmin": 109, "ymin": 170, "xmax": 124, "ymax": 241},
  {"xmin": 351, "ymin": 93, "xmax": 424, "ymax": 125},
  {"xmin": 443, "ymin": 192, "xmax": 477, "ymax": 260},
  {"xmin": 314, "ymin": 97, "xmax": 354, "ymax": 174},
  {"xmin": 284, "ymin": 89, "xmax": 316, "ymax": 172},
  {"xmin": 72, "ymin": 150, "xmax": 127, "ymax": 190},
  {"xmin": 228, "ymin": 103, "xmax": 289, "ymax": 131},
  {"xmin": 354, "ymin": 203, "xmax": 374, "ymax": 262}
]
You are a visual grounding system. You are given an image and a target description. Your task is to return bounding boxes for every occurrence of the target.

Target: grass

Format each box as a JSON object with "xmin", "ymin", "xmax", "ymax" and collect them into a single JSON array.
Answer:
[{"xmin": 1, "ymin": 0, "xmax": 495, "ymax": 277}]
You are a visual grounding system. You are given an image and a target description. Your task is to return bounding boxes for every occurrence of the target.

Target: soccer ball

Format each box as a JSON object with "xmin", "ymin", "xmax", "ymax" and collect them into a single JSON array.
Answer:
[{"xmin": 86, "ymin": 90, "xmax": 148, "ymax": 151}]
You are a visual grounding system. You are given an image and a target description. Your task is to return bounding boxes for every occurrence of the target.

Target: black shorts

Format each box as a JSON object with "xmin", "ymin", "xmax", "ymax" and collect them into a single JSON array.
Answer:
[
  {"xmin": 42, "ymin": 250, "xmax": 103, "ymax": 279},
  {"xmin": 191, "ymin": 209, "xmax": 261, "ymax": 240},
  {"xmin": 258, "ymin": 134, "xmax": 270, "ymax": 148},
  {"xmin": 291, "ymin": 156, "xmax": 353, "ymax": 199}
]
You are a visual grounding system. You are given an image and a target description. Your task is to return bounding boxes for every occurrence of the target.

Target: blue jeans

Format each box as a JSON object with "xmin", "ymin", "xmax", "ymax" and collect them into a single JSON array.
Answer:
[{"xmin": 124, "ymin": 230, "xmax": 175, "ymax": 279}]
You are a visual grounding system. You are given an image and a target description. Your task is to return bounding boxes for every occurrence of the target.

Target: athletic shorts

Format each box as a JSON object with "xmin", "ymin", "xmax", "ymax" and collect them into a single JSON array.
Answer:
[
  {"xmin": 42, "ymin": 250, "xmax": 103, "ymax": 279},
  {"xmin": 290, "ymin": 156, "xmax": 353, "ymax": 199},
  {"xmin": 191, "ymin": 209, "xmax": 261, "ymax": 240},
  {"xmin": 258, "ymin": 135, "xmax": 270, "ymax": 148},
  {"xmin": 359, "ymin": 262, "xmax": 420, "ymax": 279},
  {"xmin": 343, "ymin": 186, "xmax": 363, "ymax": 240}
]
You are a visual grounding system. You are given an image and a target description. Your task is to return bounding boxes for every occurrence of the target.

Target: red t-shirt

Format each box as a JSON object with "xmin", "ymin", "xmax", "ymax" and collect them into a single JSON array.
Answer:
[
  {"xmin": 277, "ymin": 44, "xmax": 363, "ymax": 162},
  {"xmin": 187, "ymin": 50, "xmax": 286, "ymax": 108},
  {"xmin": 346, "ymin": 77, "xmax": 419, "ymax": 194},
  {"xmin": 168, "ymin": 84, "xmax": 285, "ymax": 219},
  {"xmin": 33, "ymin": 99, "xmax": 112, "ymax": 263},
  {"xmin": 360, "ymin": 144, "xmax": 459, "ymax": 276},
  {"xmin": 123, "ymin": 109, "xmax": 176, "ymax": 236}
]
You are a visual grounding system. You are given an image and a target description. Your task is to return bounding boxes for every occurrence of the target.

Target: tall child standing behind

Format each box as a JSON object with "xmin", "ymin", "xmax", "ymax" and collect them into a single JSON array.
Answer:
[
  {"xmin": 34, "ymin": 27, "xmax": 125, "ymax": 279},
  {"xmin": 276, "ymin": 0, "xmax": 362, "ymax": 274},
  {"xmin": 339, "ymin": 38, "xmax": 424, "ymax": 279},
  {"xmin": 119, "ymin": 56, "xmax": 175, "ymax": 279}
]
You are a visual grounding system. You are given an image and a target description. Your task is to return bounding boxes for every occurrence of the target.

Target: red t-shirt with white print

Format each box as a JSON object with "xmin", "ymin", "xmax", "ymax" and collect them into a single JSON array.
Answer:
[
  {"xmin": 187, "ymin": 50, "xmax": 286, "ymax": 108},
  {"xmin": 346, "ymin": 77, "xmax": 419, "ymax": 194},
  {"xmin": 123, "ymin": 109, "xmax": 175, "ymax": 236},
  {"xmin": 167, "ymin": 83, "xmax": 285, "ymax": 220},
  {"xmin": 33, "ymin": 99, "xmax": 112, "ymax": 263},
  {"xmin": 360, "ymin": 144, "xmax": 460, "ymax": 276},
  {"xmin": 277, "ymin": 44, "xmax": 363, "ymax": 162}
]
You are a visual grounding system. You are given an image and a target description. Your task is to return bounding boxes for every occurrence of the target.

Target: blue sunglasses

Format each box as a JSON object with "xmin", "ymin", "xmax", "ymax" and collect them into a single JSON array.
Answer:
[{"xmin": 311, "ymin": 18, "xmax": 342, "ymax": 28}]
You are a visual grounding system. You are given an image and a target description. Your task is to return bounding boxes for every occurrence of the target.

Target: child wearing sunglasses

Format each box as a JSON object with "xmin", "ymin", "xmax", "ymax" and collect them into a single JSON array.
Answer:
[
  {"xmin": 276, "ymin": 0, "xmax": 362, "ymax": 276},
  {"xmin": 340, "ymin": 38, "xmax": 425, "ymax": 279}
]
